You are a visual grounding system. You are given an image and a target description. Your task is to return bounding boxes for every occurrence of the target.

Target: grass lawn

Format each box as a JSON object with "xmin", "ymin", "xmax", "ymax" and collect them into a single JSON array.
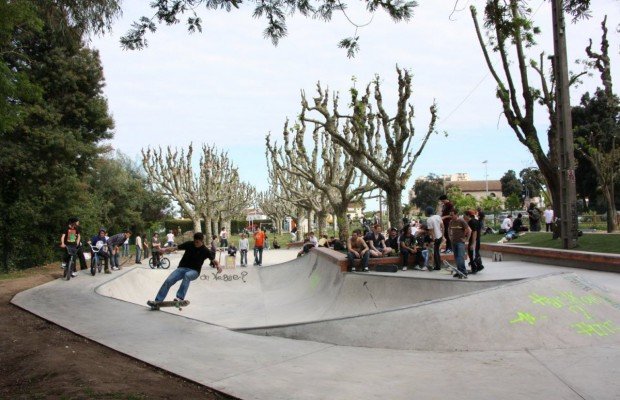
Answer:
[{"xmin": 480, "ymin": 231, "xmax": 620, "ymax": 254}]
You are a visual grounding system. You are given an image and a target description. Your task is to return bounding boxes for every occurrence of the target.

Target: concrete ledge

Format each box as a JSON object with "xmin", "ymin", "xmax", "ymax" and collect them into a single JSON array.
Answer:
[
  {"xmin": 480, "ymin": 243, "xmax": 620, "ymax": 272},
  {"xmin": 312, "ymin": 247, "xmax": 454, "ymax": 272}
]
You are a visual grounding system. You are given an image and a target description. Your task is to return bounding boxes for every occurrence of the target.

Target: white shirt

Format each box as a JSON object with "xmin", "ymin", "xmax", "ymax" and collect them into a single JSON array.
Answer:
[
  {"xmin": 166, "ymin": 233, "xmax": 174, "ymax": 242},
  {"xmin": 308, "ymin": 235, "xmax": 318, "ymax": 247},
  {"xmin": 426, "ymin": 215, "xmax": 443, "ymax": 239},
  {"xmin": 135, "ymin": 236, "xmax": 142, "ymax": 248},
  {"xmin": 544, "ymin": 209, "xmax": 554, "ymax": 224},
  {"xmin": 501, "ymin": 218, "xmax": 513, "ymax": 231},
  {"xmin": 239, "ymin": 238, "xmax": 249, "ymax": 250}
]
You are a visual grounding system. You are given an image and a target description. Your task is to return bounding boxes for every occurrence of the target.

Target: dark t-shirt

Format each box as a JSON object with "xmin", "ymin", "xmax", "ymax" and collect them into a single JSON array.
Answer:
[
  {"xmin": 513, "ymin": 217, "xmax": 523, "ymax": 232},
  {"xmin": 414, "ymin": 232, "xmax": 432, "ymax": 248},
  {"xmin": 385, "ymin": 235, "xmax": 399, "ymax": 250},
  {"xmin": 449, "ymin": 218, "xmax": 469, "ymax": 243},
  {"xmin": 399, "ymin": 234, "xmax": 415, "ymax": 250},
  {"xmin": 62, "ymin": 227, "xmax": 79, "ymax": 246},
  {"xmin": 364, "ymin": 232, "xmax": 386, "ymax": 249},
  {"xmin": 467, "ymin": 219, "xmax": 480, "ymax": 246},
  {"xmin": 177, "ymin": 241, "xmax": 215, "ymax": 273}
]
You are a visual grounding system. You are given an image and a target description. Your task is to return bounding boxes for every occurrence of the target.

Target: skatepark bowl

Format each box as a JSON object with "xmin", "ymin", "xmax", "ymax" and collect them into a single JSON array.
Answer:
[{"xmin": 12, "ymin": 249, "xmax": 620, "ymax": 399}]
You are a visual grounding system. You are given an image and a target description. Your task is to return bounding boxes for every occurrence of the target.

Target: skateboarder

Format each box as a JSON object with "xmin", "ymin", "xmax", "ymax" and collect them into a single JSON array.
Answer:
[{"xmin": 147, "ymin": 232, "xmax": 221, "ymax": 308}]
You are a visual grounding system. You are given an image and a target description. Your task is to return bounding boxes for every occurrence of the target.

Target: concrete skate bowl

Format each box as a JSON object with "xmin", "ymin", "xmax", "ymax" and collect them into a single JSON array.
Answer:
[
  {"xmin": 96, "ymin": 251, "xmax": 506, "ymax": 328},
  {"xmin": 241, "ymin": 272, "xmax": 620, "ymax": 352}
]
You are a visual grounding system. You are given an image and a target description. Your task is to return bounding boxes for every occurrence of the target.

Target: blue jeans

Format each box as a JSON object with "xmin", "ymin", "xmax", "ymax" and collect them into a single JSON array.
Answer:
[
  {"xmin": 347, "ymin": 251, "xmax": 369, "ymax": 270},
  {"xmin": 155, "ymin": 267, "xmax": 199, "ymax": 302},
  {"xmin": 452, "ymin": 242, "xmax": 467, "ymax": 275},
  {"xmin": 135, "ymin": 246, "xmax": 142, "ymax": 263},
  {"xmin": 240, "ymin": 249, "xmax": 248, "ymax": 265},
  {"xmin": 254, "ymin": 246, "xmax": 263, "ymax": 265}
]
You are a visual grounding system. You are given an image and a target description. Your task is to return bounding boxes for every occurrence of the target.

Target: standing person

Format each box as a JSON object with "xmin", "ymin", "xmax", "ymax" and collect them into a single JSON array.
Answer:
[
  {"xmin": 90, "ymin": 228, "xmax": 110, "ymax": 273},
  {"xmin": 147, "ymin": 232, "xmax": 221, "ymax": 307},
  {"xmin": 238, "ymin": 233, "xmax": 249, "ymax": 267},
  {"xmin": 347, "ymin": 229, "xmax": 369, "ymax": 272},
  {"xmin": 166, "ymin": 230, "xmax": 175, "ymax": 247},
  {"xmin": 425, "ymin": 206, "xmax": 444, "ymax": 271},
  {"xmin": 253, "ymin": 227, "xmax": 265, "ymax": 266},
  {"xmin": 143, "ymin": 235, "xmax": 150, "ymax": 259},
  {"xmin": 60, "ymin": 217, "xmax": 80, "ymax": 277},
  {"xmin": 72, "ymin": 218, "xmax": 88, "ymax": 270},
  {"xmin": 219, "ymin": 227, "xmax": 229, "ymax": 248},
  {"xmin": 448, "ymin": 209, "xmax": 472, "ymax": 279},
  {"xmin": 527, "ymin": 202, "xmax": 542, "ymax": 232},
  {"xmin": 151, "ymin": 233, "xmax": 161, "ymax": 267},
  {"xmin": 122, "ymin": 237, "xmax": 129, "ymax": 257},
  {"xmin": 108, "ymin": 230, "xmax": 132, "ymax": 271},
  {"xmin": 439, "ymin": 195, "xmax": 455, "ymax": 254},
  {"xmin": 134, "ymin": 233, "xmax": 143, "ymax": 264},
  {"xmin": 464, "ymin": 210, "xmax": 481, "ymax": 274},
  {"xmin": 544, "ymin": 205, "xmax": 555, "ymax": 232}
]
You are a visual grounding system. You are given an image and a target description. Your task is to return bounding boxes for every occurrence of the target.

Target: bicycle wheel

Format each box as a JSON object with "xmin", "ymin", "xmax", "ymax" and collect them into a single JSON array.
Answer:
[
  {"xmin": 149, "ymin": 257, "xmax": 156, "ymax": 269},
  {"xmin": 97, "ymin": 258, "xmax": 103, "ymax": 273},
  {"xmin": 160, "ymin": 258, "xmax": 171, "ymax": 269},
  {"xmin": 90, "ymin": 256, "xmax": 96, "ymax": 276}
]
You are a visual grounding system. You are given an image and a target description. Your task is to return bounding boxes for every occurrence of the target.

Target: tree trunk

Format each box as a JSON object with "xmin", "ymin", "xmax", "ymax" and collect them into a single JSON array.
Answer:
[
  {"xmin": 603, "ymin": 186, "xmax": 617, "ymax": 233},
  {"xmin": 334, "ymin": 207, "xmax": 350, "ymax": 241},
  {"xmin": 316, "ymin": 211, "xmax": 327, "ymax": 236},
  {"xmin": 192, "ymin": 217, "xmax": 202, "ymax": 234},
  {"xmin": 203, "ymin": 216, "xmax": 212, "ymax": 238},
  {"xmin": 385, "ymin": 188, "xmax": 402, "ymax": 229}
]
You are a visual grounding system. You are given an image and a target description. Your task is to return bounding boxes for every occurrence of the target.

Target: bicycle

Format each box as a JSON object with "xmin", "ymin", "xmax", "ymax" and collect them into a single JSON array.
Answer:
[
  {"xmin": 149, "ymin": 254, "xmax": 170, "ymax": 269},
  {"xmin": 88, "ymin": 242, "xmax": 107, "ymax": 276},
  {"xmin": 63, "ymin": 245, "xmax": 78, "ymax": 281}
]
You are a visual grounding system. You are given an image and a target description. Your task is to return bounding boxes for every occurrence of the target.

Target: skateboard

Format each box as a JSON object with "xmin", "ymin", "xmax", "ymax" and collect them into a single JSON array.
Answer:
[
  {"xmin": 442, "ymin": 260, "xmax": 467, "ymax": 279},
  {"xmin": 147, "ymin": 299, "xmax": 190, "ymax": 311},
  {"xmin": 374, "ymin": 264, "xmax": 398, "ymax": 273}
]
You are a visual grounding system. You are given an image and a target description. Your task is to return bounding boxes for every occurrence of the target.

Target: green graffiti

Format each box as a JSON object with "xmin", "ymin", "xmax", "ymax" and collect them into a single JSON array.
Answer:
[
  {"xmin": 309, "ymin": 273, "xmax": 321, "ymax": 290},
  {"xmin": 529, "ymin": 291, "xmax": 604, "ymax": 309},
  {"xmin": 571, "ymin": 320, "xmax": 619, "ymax": 337},
  {"xmin": 510, "ymin": 312, "xmax": 539, "ymax": 325}
]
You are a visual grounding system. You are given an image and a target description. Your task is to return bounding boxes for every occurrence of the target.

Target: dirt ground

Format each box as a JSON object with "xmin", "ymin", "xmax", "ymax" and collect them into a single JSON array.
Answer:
[{"xmin": 0, "ymin": 263, "xmax": 235, "ymax": 400}]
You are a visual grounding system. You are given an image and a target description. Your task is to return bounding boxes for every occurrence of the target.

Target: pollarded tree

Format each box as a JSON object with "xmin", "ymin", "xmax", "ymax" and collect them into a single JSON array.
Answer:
[
  {"xmin": 300, "ymin": 67, "xmax": 438, "ymax": 228},
  {"xmin": 573, "ymin": 16, "xmax": 619, "ymax": 232},
  {"xmin": 257, "ymin": 186, "xmax": 296, "ymax": 235},
  {"xmin": 267, "ymin": 154, "xmax": 330, "ymax": 236},
  {"xmin": 469, "ymin": 1, "xmax": 588, "ymax": 231},
  {"xmin": 266, "ymin": 117, "xmax": 375, "ymax": 240},
  {"xmin": 142, "ymin": 145, "xmax": 203, "ymax": 233}
]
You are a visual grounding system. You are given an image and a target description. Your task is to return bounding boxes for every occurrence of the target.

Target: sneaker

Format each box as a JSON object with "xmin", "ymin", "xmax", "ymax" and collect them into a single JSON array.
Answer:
[
  {"xmin": 413, "ymin": 266, "xmax": 424, "ymax": 271},
  {"xmin": 174, "ymin": 297, "xmax": 183, "ymax": 302},
  {"xmin": 136, "ymin": 261, "xmax": 142, "ymax": 264},
  {"xmin": 104, "ymin": 270, "xmax": 111, "ymax": 274},
  {"xmin": 433, "ymin": 267, "xmax": 441, "ymax": 271},
  {"xmin": 112, "ymin": 266, "xmax": 120, "ymax": 271},
  {"xmin": 402, "ymin": 266, "xmax": 408, "ymax": 271},
  {"xmin": 363, "ymin": 267, "xmax": 369, "ymax": 272},
  {"xmin": 477, "ymin": 265, "xmax": 485, "ymax": 272},
  {"xmin": 61, "ymin": 263, "xmax": 66, "ymax": 269},
  {"xmin": 71, "ymin": 272, "xmax": 77, "ymax": 277},
  {"xmin": 350, "ymin": 267, "xmax": 356, "ymax": 272},
  {"xmin": 445, "ymin": 249, "xmax": 453, "ymax": 254}
]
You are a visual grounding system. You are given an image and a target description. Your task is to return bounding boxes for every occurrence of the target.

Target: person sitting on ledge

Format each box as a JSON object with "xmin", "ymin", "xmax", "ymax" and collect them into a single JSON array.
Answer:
[
  {"xmin": 347, "ymin": 229, "xmax": 369, "ymax": 272},
  {"xmin": 364, "ymin": 224, "xmax": 392, "ymax": 257}
]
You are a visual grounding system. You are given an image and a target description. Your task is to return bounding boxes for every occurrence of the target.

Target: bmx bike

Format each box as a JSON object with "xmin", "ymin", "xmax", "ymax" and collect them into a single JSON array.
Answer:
[
  {"xmin": 88, "ymin": 242, "xmax": 107, "ymax": 276},
  {"xmin": 149, "ymin": 254, "xmax": 170, "ymax": 269},
  {"xmin": 63, "ymin": 245, "xmax": 78, "ymax": 281}
]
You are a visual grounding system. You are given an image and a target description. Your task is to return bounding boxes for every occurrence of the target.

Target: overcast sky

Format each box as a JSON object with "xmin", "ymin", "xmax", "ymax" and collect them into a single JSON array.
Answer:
[{"xmin": 90, "ymin": 1, "xmax": 620, "ymax": 207}]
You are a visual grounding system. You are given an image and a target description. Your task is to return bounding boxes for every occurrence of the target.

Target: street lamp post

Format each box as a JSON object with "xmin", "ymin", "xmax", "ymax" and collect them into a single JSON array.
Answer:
[{"xmin": 483, "ymin": 160, "xmax": 489, "ymax": 196}]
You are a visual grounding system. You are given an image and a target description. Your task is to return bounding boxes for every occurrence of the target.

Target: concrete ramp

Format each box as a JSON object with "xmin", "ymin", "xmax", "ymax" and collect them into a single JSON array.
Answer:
[
  {"xmin": 98, "ymin": 251, "xmax": 506, "ymax": 328},
  {"xmin": 243, "ymin": 273, "xmax": 620, "ymax": 351}
]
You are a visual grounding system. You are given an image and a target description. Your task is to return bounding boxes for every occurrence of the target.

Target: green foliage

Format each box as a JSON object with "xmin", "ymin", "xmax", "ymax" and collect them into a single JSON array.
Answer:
[
  {"xmin": 0, "ymin": 3, "xmax": 166, "ymax": 271},
  {"xmin": 504, "ymin": 193, "xmax": 521, "ymax": 212},
  {"xmin": 121, "ymin": 0, "xmax": 417, "ymax": 56},
  {"xmin": 519, "ymin": 167, "xmax": 543, "ymax": 198},
  {"xmin": 500, "ymin": 169, "xmax": 522, "ymax": 197},
  {"xmin": 412, "ymin": 174, "xmax": 444, "ymax": 211},
  {"xmin": 446, "ymin": 186, "xmax": 478, "ymax": 212}
]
